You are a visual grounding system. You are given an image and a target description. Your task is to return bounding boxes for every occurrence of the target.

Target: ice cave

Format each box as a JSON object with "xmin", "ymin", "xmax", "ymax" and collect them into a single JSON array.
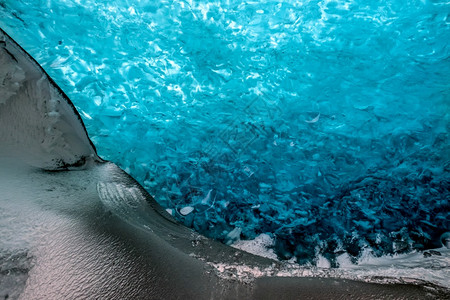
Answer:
[{"xmin": 0, "ymin": 0, "xmax": 449, "ymax": 299}]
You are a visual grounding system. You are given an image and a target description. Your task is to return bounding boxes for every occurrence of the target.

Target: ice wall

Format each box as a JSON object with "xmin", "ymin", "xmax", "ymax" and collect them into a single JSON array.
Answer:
[
  {"xmin": 0, "ymin": 0, "xmax": 448, "ymax": 264},
  {"xmin": 0, "ymin": 28, "xmax": 99, "ymax": 169}
]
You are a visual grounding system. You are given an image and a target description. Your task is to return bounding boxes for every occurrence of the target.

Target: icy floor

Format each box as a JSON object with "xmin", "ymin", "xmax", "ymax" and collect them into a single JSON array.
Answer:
[
  {"xmin": 231, "ymin": 233, "xmax": 450, "ymax": 288},
  {"xmin": 0, "ymin": 0, "xmax": 449, "ymax": 265}
]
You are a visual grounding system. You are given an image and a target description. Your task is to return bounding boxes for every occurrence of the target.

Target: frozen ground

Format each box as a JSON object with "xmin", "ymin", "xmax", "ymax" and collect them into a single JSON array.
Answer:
[{"xmin": 231, "ymin": 233, "xmax": 450, "ymax": 288}]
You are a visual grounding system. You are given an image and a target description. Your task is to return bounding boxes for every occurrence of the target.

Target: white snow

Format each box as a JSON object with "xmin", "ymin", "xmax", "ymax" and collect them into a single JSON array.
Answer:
[
  {"xmin": 230, "ymin": 234, "xmax": 450, "ymax": 288},
  {"xmin": 231, "ymin": 234, "xmax": 278, "ymax": 260},
  {"xmin": 179, "ymin": 206, "xmax": 195, "ymax": 216}
]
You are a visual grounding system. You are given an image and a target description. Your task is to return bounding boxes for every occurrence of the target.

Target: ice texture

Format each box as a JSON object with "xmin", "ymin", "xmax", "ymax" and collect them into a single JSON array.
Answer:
[
  {"xmin": 1, "ymin": 0, "xmax": 448, "ymax": 264},
  {"xmin": 0, "ymin": 29, "xmax": 98, "ymax": 169}
]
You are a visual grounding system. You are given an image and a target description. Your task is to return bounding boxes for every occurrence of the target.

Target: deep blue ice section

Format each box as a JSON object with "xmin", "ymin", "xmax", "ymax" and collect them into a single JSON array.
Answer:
[{"xmin": 1, "ymin": 0, "xmax": 449, "ymax": 265}]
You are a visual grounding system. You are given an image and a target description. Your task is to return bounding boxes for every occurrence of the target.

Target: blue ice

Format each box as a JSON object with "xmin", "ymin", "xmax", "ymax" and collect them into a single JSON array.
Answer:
[{"xmin": 0, "ymin": 0, "xmax": 448, "ymax": 265}]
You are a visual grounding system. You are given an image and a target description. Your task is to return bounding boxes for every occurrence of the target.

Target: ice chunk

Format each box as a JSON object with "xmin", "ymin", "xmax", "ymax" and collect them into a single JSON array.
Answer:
[{"xmin": 179, "ymin": 206, "xmax": 195, "ymax": 216}]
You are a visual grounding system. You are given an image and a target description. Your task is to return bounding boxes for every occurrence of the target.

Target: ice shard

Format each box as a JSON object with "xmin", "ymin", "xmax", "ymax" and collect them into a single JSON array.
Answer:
[{"xmin": 0, "ymin": 28, "xmax": 448, "ymax": 299}]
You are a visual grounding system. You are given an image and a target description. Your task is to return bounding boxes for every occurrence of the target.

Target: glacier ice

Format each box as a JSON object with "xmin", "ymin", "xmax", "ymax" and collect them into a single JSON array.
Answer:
[
  {"xmin": 0, "ymin": 0, "xmax": 449, "ymax": 266},
  {"xmin": 1, "ymin": 8, "xmax": 450, "ymax": 298}
]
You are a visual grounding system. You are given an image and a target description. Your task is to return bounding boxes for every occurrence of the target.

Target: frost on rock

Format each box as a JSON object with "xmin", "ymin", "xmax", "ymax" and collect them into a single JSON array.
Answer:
[{"xmin": 1, "ymin": 0, "xmax": 448, "ymax": 264}]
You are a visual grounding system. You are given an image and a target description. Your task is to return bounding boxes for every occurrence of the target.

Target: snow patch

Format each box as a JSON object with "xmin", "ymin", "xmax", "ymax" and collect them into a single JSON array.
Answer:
[{"xmin": 231, "ymin": 234, "xmax": 278, "ymax": 260}]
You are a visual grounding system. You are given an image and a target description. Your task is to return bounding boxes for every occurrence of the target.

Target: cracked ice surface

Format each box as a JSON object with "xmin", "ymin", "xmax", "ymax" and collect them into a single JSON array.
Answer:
[{"xmin": 1, "ymin": 0, "xmax": 448, "ymax": 265}]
